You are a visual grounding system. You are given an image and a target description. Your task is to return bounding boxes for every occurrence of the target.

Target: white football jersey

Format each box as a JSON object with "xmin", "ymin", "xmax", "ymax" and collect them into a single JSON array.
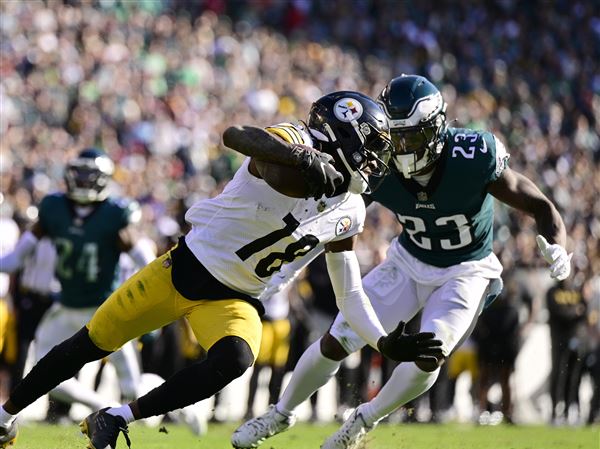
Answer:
[{"xmin": 185, "ymin": 123, "xmax": 366, "ymax": 300}]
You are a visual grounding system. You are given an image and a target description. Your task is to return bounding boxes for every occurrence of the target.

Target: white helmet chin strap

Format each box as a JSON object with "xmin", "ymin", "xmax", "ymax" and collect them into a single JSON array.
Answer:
[
  {"xmin": 312, "ymin": 122, "xmax": 369, "ymax": 194},
  {"xmin": 336, "ymin": 147, "xmax": 369, "ymax": 194}
]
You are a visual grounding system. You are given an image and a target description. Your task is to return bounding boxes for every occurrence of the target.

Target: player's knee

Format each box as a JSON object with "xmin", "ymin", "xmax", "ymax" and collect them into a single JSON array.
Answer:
[
  {"xmin": 208, "ymin": 336, "xmax": 254, "ymax": 382},
  {"xmin": 320, "ymin": 332, "xmax": 350, "ymax": 361},
  {"xmin": 415, "ymin": 355, "xmax": 446, "ymax": 373},
  {"xmin": 59, "ymin": 326, "xmax": 112, "ymax": 362}
]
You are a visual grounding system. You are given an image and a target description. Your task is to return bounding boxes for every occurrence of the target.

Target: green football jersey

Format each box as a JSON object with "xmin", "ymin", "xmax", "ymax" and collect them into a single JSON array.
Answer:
[
  {"xmin": 370, "ymin": 128, "xmax": 509, "ymax": 267},
  {"xmin": 38, "ymin": 193, "xmax": 139, "ymax": 308}
]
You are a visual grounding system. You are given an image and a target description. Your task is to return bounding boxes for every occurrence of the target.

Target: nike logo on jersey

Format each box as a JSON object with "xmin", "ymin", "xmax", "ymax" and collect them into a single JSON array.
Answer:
[{"xmin": 415, "ymin": 203, "xmax": 436, "ymax": 210}]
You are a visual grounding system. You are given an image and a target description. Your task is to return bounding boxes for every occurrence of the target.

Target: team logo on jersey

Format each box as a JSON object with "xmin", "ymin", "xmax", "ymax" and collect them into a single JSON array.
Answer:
[
  {"xmin": 334, "ymin": 98, "xmax": 364, "ymax": 122},
  {"xmin": 417, "ymin": 191, "xmax": 428, "ymax": 201},
  {"xmin": 335, "ymin": 216, "xmax": 353, "ymax": 235}
]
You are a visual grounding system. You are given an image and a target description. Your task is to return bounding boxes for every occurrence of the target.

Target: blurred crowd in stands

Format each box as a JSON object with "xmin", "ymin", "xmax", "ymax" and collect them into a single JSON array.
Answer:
[{"xmin": 0, "ymin": 0, "xmax": 598, "ymax": 426}]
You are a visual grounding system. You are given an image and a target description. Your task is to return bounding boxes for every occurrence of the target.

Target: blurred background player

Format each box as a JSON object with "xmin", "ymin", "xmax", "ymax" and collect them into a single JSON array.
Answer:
[
  {"xmin": 6, "ymin": 236, "xmax": 71, "ymax": 424},
  {"xmin": 243, "ymin": 285, "xmax": 292, "ymax": 420},
  {"xmin": 546, "ymin": 275, "xmax": 589, "ymax": 425},
  {"xmin": 0, "ymin": 207, "xmax": 20, "ymax": 401},
  {"xmin": 233, "ymin": 74, "xmax": 572, "ymax": 449},
  {"xmin": 0, "ymin": 148, "xmax": 155, "ymax": 427},
  {"xmin": 7, "ymin": 237, "xmax": 58, "ymax": 392},
  {"xmin": 474, "ymin": 285, "xmax": 521, "ymax": 425}
]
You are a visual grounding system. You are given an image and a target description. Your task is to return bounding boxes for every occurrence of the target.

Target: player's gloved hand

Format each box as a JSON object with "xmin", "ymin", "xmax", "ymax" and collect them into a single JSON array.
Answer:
[
  {"xmin": 291, "ymin": 144, "xmax": 343, "ymax": 199},
  {"xmin": 377, "ymin": 321, "xmax": 444, "ymax": 363},
  {"xmin": 536, "ymin": 235, "xmax": 572, "ymax": 281}
]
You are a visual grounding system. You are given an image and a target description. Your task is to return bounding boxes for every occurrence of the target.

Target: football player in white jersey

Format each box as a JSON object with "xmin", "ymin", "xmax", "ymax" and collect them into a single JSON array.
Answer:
[{"xmin": 0, "ymin": 91, "xmax": 443, "ymax": 449}]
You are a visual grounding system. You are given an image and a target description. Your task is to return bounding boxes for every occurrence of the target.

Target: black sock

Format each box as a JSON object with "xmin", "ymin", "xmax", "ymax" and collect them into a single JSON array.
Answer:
[
  {"xmin": 10, "ymin": 327, "xmax": 111, "ymax": 411},
  {"xmin": 137, "ymin": 336, "xmax": 254, "ymax": 418}
]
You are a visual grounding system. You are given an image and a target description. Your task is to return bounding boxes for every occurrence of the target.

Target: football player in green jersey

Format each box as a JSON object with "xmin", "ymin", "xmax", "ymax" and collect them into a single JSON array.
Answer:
[
  {"xmin": 0, "ymin": 148, "xmax": 155, "ymax": 443},
  {"xmin": 232, "ymin": 75, "xmax": 572, "ymax": 449}
]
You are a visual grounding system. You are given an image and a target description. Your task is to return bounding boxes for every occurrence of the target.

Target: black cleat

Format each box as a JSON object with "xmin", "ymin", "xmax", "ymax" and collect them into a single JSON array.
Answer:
[
  {"xmin": 79, "ymin": 408, "xmax": 131, "ymax": 449},
  {"xmin": 0, "ymin": 421, "xmax": 18, "ymax": 448}
]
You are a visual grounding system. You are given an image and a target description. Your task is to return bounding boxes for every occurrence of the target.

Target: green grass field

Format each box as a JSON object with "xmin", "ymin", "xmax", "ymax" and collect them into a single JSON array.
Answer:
[{"xmin": 10, "ymin": 421, "xmax": 599, "ymax": 449}]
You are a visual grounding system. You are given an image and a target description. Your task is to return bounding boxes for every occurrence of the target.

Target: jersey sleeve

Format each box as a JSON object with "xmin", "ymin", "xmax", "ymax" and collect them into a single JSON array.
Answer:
[
  {"xmin": 331, "ymin": 195, "xmax": 366, "ymax": 241},
  {"xmin": 265, "ymin": 122, "xmax": 312, "ymax": 146},
  {"xmin": 482, "ymin": 132, "xmax": 510, "ymax": 182}
]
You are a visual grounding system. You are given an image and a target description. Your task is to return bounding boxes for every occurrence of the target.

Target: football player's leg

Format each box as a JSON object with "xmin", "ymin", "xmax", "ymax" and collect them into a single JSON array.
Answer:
[
  {"xmin": 132, "ymin": 298, "xmax": 260, "ymax": 420},
  {"xmin": 283, "ymin": 256, "xmax": 421, "ymax": 416},
  {"xmin": 357, "ymin": 275, "xmax": 491, "ymax": 427},
  {"xmin": 88, "ymin": 252, "xmax": 186, "ymax": 353},
  {"xmin": 319, "ymin": 264, "xmax": 423, "ymax": 449},
  {"xmin": 4, "ymin": 253, "xmax": 180, "ymax": 416},
  {"xmin": 4, "ymin": 326, "xmax": 111, "ymax": 416},
  {"xmin": 35, "ymin": 306, "xmax": 115, "ymax": 410},
  {"xmin": 267, "ymin": 318, "xmax": 291, "ymax": 404},
  {"xmin": 232, "ymin": 327, "xmax": 335, "ymax": 448}
]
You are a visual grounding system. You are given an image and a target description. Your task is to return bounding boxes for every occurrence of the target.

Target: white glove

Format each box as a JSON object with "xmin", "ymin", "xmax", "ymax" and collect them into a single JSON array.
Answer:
[{"xmin": 536, "ymin": 235, "xmax": 572, "ymax": 281}]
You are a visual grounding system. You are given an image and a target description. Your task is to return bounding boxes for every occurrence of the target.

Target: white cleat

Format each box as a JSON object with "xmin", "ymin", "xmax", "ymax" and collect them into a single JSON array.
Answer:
[
  {"xmin": 231, "ymin": 404, "xmax": 296, "ymax": 448},
  {"xmin": 320, "ymin": 405, "xmax": 377, "ymax": 449}
]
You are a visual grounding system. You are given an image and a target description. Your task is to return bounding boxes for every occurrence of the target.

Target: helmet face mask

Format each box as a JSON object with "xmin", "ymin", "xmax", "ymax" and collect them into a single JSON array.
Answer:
[
  {"xmin": 378, "ymin": 75, "xmax": 447, "ymax": 178},
  {"xmin": 307, "ymin": 91, "xmax": 392, "ymax": 194},
  {"xmin": 65, "ymin": 148, "xmax": 114, "ymax": 204}
]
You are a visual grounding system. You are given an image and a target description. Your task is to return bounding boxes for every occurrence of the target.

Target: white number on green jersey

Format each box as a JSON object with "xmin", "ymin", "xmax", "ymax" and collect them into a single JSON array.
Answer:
[
  {"xmin": 397, "ymin": 214, "xmax": 473, "ymax": 250},
  {"xmin": 55, "ymin": 238, "xmax": 99, "ymax": 282},
  {"xmin": 451, "ymin": 133, "xmax": 487, "ymax": 159}
]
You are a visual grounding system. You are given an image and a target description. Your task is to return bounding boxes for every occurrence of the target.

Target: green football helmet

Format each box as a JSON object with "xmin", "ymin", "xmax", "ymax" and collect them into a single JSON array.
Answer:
[
  {"xmin": 64, "ymin": 148, "xmax": 115, "ymax": 203},
  {"xmin": 378, "ymin": 75, "xmax": 447, "ymax": 178}
]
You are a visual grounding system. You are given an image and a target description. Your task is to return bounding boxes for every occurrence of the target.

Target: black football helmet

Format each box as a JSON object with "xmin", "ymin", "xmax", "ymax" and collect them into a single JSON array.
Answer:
[
  {"xmin": 306, "ymin": 91, "xmax": 392, "ymax": 194},
  {"xmin": 64, "ymin": 148, "xmax": 114, "ymax": 203},
  {"xmin": 378, "ymin": 75, "xmax": 447, "ymax": 178}
]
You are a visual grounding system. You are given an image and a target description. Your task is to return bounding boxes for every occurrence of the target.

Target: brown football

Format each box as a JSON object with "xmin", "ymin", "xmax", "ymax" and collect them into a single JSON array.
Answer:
[{"xmin": 254, "ymin": 159, "xmax": 310, "ymax": 198}]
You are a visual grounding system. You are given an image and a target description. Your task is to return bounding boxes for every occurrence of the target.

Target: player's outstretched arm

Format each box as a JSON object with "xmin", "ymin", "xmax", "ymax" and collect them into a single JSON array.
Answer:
[
  {"xmin": 223, "ymin": 125, "xmax": 307, "ymax": 166},
  {"xmin": 487, "ymin": 167, "xmax": 571, "ymax": 280},
  {"xmin": 324, "ymin": 235, "xmax": 386, "ymax": 349},
  {"xmin": 0, "ymin": 221, "xmax": 44, "ymax": 273},
  {"xmin": 222, "ymin": 125, "xmax": 342, "ymax": 198},
  {"xmin": 324, "ymin": 236, "xmax": 443, "ymax": 362}
]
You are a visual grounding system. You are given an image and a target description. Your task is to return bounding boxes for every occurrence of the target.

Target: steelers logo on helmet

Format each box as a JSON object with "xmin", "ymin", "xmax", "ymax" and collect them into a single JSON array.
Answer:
[
  {"xmin": 307, "ymin": 90, "xmax": 393, "ymax": 195},
  {"xmin": 333, "ymin": 98, "xmax": 364, "ymax": 123}
]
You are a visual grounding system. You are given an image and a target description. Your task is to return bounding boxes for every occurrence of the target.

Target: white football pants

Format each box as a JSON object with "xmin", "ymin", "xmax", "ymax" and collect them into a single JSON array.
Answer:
[{"xmin": 35, "ymin": 303, "xmax": 141, "ymax": 408}]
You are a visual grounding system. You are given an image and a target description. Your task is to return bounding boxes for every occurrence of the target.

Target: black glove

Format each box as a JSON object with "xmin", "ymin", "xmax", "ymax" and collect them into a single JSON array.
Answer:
[
  {"xmin": 291, "ymin": 145, "xmax": 343, "ymax": 199},
  {"xmin": 377, "ymin": 321, "xmax": 444, "ymax": 363}
]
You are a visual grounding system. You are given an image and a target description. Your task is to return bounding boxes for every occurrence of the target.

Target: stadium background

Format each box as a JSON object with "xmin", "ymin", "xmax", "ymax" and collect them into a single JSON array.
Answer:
[{"xmin": 0, "ymin": 0, "xmax": 598, "ymax": 432}]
